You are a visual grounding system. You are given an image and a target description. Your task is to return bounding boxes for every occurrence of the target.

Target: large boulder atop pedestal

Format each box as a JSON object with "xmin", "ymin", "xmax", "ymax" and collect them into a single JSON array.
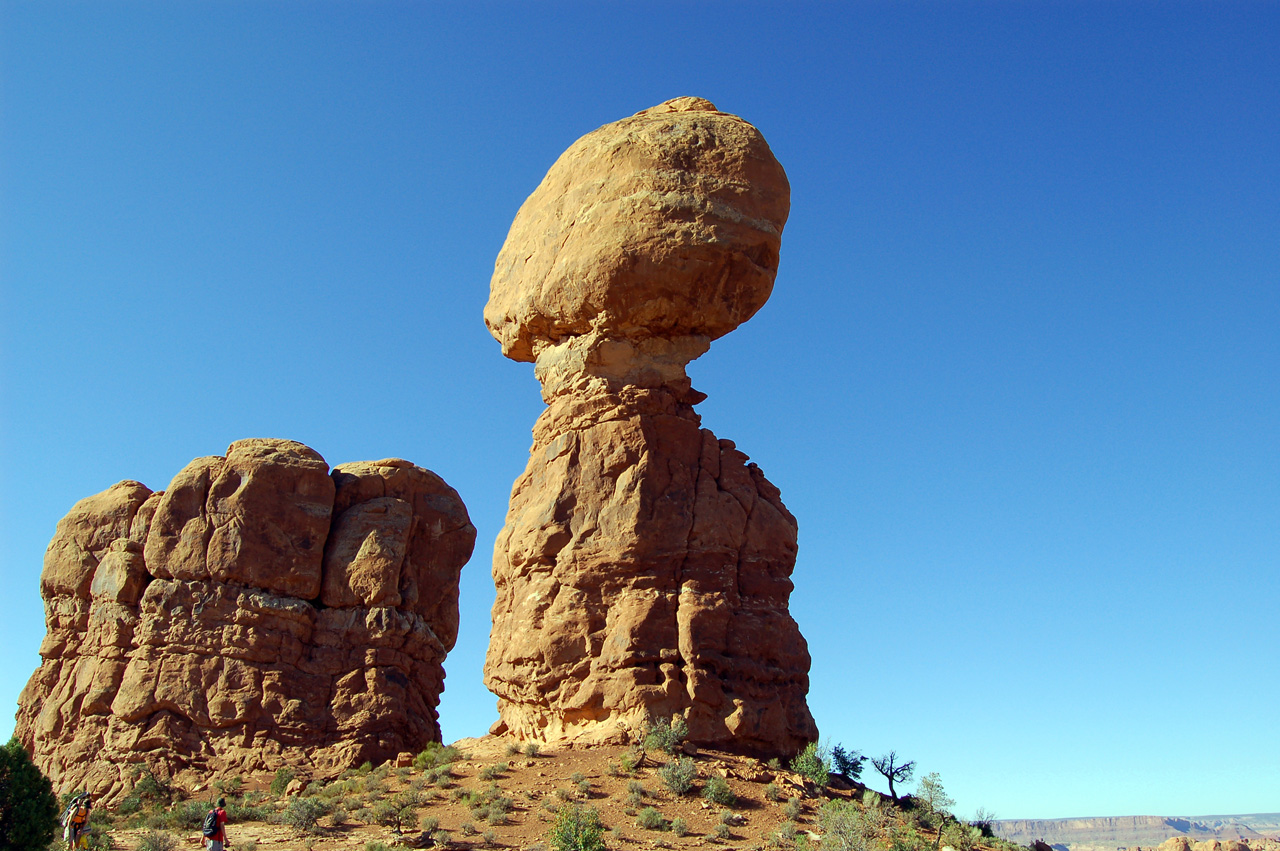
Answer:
[
  {"xmin": 483, "ymin": 99, "xmax": 815, "ymax": 756},
  {"xmin": 485, "ymin": 96, "xmax": 791, "ymax": 364}
]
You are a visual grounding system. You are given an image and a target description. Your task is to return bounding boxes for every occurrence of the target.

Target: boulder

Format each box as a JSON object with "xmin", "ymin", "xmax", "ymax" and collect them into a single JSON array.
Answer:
[
  {"xmin": 16, "ymin": 439, "xmax": 475, "ymax": 801},
  {"xmin": 483, "ymin": 98, "xmax": 815, "ymax": 755}
]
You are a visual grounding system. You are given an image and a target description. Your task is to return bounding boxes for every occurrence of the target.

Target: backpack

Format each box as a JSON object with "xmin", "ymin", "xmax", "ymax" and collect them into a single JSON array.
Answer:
[
  {"xmin": 71, "ymin": 803, "xmax": 89, "ymax": 825},
  {"xmin": 202, "ymin": 809, "xmax": 220, "ymax": 838}
]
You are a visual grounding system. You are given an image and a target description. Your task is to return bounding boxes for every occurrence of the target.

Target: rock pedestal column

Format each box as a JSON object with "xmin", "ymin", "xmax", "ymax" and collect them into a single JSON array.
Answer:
[{"xmin": 483, "ymin": 98, "xmax": 817, "ymax": 755}]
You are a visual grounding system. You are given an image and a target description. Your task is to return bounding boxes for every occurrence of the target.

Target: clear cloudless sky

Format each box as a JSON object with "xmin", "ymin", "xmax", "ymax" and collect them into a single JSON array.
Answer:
[{"xmin": 2, "ymin": 0, "xmax": 1276, "ymax": 821}]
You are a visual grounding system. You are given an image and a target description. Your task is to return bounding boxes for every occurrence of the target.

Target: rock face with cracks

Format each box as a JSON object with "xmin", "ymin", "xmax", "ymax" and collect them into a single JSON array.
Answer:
[
  {"xmin": 16, "ymin": 439, "xmax": 475, "ymax": 801},
  {"xmin": 483, "ymin": 97, "xmax": 817, "ymax": 755}
]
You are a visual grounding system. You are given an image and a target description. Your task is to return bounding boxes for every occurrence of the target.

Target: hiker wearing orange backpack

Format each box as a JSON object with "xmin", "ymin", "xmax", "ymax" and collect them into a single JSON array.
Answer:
[{"xmin": 61, "ymin": 793, "xmax": 92, "ymax": 850}]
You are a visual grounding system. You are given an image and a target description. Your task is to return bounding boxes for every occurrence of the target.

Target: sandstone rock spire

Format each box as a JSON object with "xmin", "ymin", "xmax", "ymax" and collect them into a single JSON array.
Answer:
[
  {"xmin": 483, "ymin": 97, "xmax": 817, "ymax": 755},
  {"xmin": 16, "ymin": 439, "xmax": 475, "ymax": 801}
]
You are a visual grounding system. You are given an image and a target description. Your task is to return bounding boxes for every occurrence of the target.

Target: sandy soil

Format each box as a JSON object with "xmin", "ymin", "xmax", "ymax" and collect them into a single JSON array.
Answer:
[{"xmin": 102, "ymin": 736, "xmax": 842, "ymax": 851}]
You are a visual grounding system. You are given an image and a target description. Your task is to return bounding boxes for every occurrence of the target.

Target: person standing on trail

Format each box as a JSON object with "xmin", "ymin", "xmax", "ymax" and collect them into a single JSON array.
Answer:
[
  {"xmin": 202, "ymin": 796, "xmax": 230, "ymax": 850},
  {"xmin": 64, "ymin": 793, "xmax": 92, "ymax": 850}
]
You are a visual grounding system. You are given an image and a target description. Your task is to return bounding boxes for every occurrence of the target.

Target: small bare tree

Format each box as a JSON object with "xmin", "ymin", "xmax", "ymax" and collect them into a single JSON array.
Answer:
[{"xmin": 870, "ymin": 751, "xmax": 915, "ymax": 802}]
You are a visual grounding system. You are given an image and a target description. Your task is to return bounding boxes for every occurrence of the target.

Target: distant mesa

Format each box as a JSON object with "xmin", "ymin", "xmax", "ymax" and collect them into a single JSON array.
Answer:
[
  {"xmin": 16, "ymin": 438, "xmax": 476, "ymax": 801},
  {"xmin": 483, "ymin": 96, "xmax": 817, "ymax": 754},
  {"xmin": 994, "ymin": 814, "xmax": 1280, "ymax": 851}
]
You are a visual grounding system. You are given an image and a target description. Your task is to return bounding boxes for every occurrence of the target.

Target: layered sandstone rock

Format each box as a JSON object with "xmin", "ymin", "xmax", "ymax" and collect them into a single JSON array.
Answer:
[
  {"xmin": 16, "ymin": 439, "xmax": 475, "ymax": 800},
  {"xmin": 483, "ymin": 97, "xmax": 816, "ymax": 754}
]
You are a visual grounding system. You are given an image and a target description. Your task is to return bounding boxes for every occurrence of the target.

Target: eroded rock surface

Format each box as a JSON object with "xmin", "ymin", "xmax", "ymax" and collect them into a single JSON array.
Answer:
[
  {"xmin": 16, "ymin": 439, "xmax": 475, "ymax": 800},
  {"xmin": 483, "ymin": 97, "xmax": 816, "ymax": 755}
]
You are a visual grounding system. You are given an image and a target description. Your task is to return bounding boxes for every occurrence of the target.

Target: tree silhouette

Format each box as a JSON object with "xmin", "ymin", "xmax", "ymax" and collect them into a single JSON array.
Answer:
[{"xmin": 871, "ymin": 750, "xmax": 916, "ymax": 802}]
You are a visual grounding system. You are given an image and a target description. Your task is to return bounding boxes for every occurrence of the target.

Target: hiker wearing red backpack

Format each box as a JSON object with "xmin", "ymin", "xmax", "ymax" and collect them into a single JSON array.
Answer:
[{"xmin": 201, "ymin": 797, "xmax": 230, "ymax": 850}]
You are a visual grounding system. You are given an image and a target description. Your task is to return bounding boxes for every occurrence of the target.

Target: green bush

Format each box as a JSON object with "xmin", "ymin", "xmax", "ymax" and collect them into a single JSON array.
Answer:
[
  {"xmin": 421, "ymin": 815, "xmax": 440, "ymax": 833},
  {"xmin": 281, "ymin": 795, "xmax": 329, "ymax": 832},
  {"xmin": 831, "ymin": 745, "xmax": 865, "ymax": 781},
  {"xmin": 765, "ymin": 782, "xmax": 781, "ymax": 802},
  {"xmin": 365, "ymin": 842, "xmax": 394, "ymax": 851},
  {"xmin": 0, "ymin": 737, "xmax": 59, "ymax": 850},
  {"xmin": 135, "ymin": 830, "xmax": 179, "ymax": 851},
  {"xmin": 548, "ymin": 803, "xmax": 606, "ymax": 851},
  {"xmin": 672, "ymin": 817, "xmax": 689, "ymax": 837},
  {"xmin": 412, "ymin": 743, "xmax": 463, "ymax": 771},
  {"xmin": 637, "ymin": 806, "xmax": 666, "ymax": 830},
  {"xmin": 526, "ymin": 742, "xmax": 542, "ymax": 758},
  {"xmin": 270, "ymin": 766, "xmax": 296, "ymax": 797},
  {"xmin": 657, "ymin": 757, "xmax": 696, "ymax": 796},
  {"xmin": 642, "ymin": 716, "xmax": 688, "ymax": 755},
  {"xmin": 164, "ymin": 800, "xmax": 208, "ymax": 831},
  {"xmin": 784, "ymin": 796, "xmax": 803, "ymax": 820},
  {"xmin": 703, "ymin": 774, "xmax": 736, "ymax": 807},
  {"xmin": 791, "ymin": 742, "xmax": 829, "ymax": 787}
]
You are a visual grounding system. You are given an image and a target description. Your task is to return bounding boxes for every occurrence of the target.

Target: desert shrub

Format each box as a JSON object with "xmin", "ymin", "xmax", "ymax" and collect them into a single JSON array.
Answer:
[
  {"xmin": 577, "ymin": 779, "xmax": 592, "ymax": 797},
  {"xmin": 485, "ymin": 828, "xmax": 499, "ymax": 845},
  {"xmin": 672, "ymin": 817, "xmax": 689, "ymax": 837},
  {"xmin": 637, "ymin": 806, "xmax": 666, "ymax": 830},
  {"xmin": 526, "ymin": 742, "xmax": 542, "ymax": 758},
  {"xmin": 421, "ymin": 814, "xmax": 440, "ymax": 832},
  {"xmin": 611, "ymin": 825, "xmax": 624, "ymax": 841},
  {"xmin": 785, "ymin": 796, "xmax": 804, "ymax": 820},
  {"xmin": 480, "ymin": 762, "xmax": 508, "ymax": 781},
  {"xmin": 971, "ymin": 807, "xmax": 997, "ymax": 837},
  {"xmin": 703, "ymin": 774, "xmax": 736, "ymax": 807},
  {"xmin": 643, "ymin": 715, "xmax": 688, "ymax": 754},
  {"xmin": 626, "ymin": 790, "xmax": 644, "ymax": 808},
  {"xmin": 270, "ymin": 766, "xmax": 296, "ymax": 797},
  {"xmin": 165, "ymin": 799, "xmax": 208, "ymax": 830},
  {"xmin": 227, "ymin": 798, "xmax": 272, "ymax": 822},
  {"xmin": 658, "ymin": 757, "xmax": 696, "ymax": 795},
  {"xmin": 487, "ymin": 794, "xmax": 514, "ymax": 825},
  {"xmin": 281, "ymin": 795, "xmax": 329, "ymax": 832},
  {"xmin": 214, "ymin": 776, "xmax": 244, "ymax": 798},
  {"xmin": 555, "ymin": 787, "xmax": 573, "ymax": 802},
  {"xmin": 715, "ymin": 823, "xmax": 732, "ymax": 839},
  {"xmin": 619, "ymin": 744, "xmax": 645, "ymax": 774},
  {"xmin": 431, "ymin": 829, "xmax": 452, "ymax": 846},
  {"xmin": 365, "ymin": 842, "xmax": 394, "ymax": 851},
  {"xmin": 626, "ymin": 780, "xmax": 646, "ymax": 797},
  {"xmin": 720, "ymin": 809, "xmax": 737, "ymax": 825},
  {"xmin": 832, "ymin": 745, "xmax": 865, "ymax": 781},
  {"xmin": 328, "ymin": 804, "xmax": 348, "ymax": 827},
  {"xmin": 507, "ymin": 742, "xmax": 523, "ymax": 757},
  {"xmin": 462, "ymin": 821, "xmax": 478, "ymax": 835},
  {"xmin": 943, "ymin": 822, "xmax": 983, "ymax": 851},
  {"xmin": 791, "ymin": 742, "xmax": 829, "ymax": 787},
  {"xmin": 547, "ymin": 808, "xmax": 606, "ymax": 849},
  {"xmin": 394, "ymin": 789, "xmax": 424, "ymax": 810},
  {"xmin": 765, "ymin": 782, "xmax": 782, "ymax": 802},
  {"xmin": 819, "ymin": 798, "xmax": 890, "ymax": 851},
  {"xmin": 135, "ymin": 830, "xmax": 179, "ymax": 851},
  {"xmin": 413, "ymin": 743, "xmax": 463, "ymax": 771},
  {"xmin": 0, "ymin": 737, "xmax": 59, "ymax": 850}
]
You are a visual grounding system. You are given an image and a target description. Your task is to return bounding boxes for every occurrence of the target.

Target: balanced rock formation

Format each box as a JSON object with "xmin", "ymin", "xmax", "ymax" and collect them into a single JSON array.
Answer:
[
  {"xmin": 16, "ymin": 439, "xmax": 475, "ymax": 800},
  {"xmin": 483, "ymin": 97, "xmax": 816, "ymax": 754}
]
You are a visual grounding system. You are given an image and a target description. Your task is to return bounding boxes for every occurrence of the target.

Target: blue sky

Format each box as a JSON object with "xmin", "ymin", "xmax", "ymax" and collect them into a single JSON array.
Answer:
[{"xmin": 2, "ymin": 1, "xmax": 1276, "ymax": 821}]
